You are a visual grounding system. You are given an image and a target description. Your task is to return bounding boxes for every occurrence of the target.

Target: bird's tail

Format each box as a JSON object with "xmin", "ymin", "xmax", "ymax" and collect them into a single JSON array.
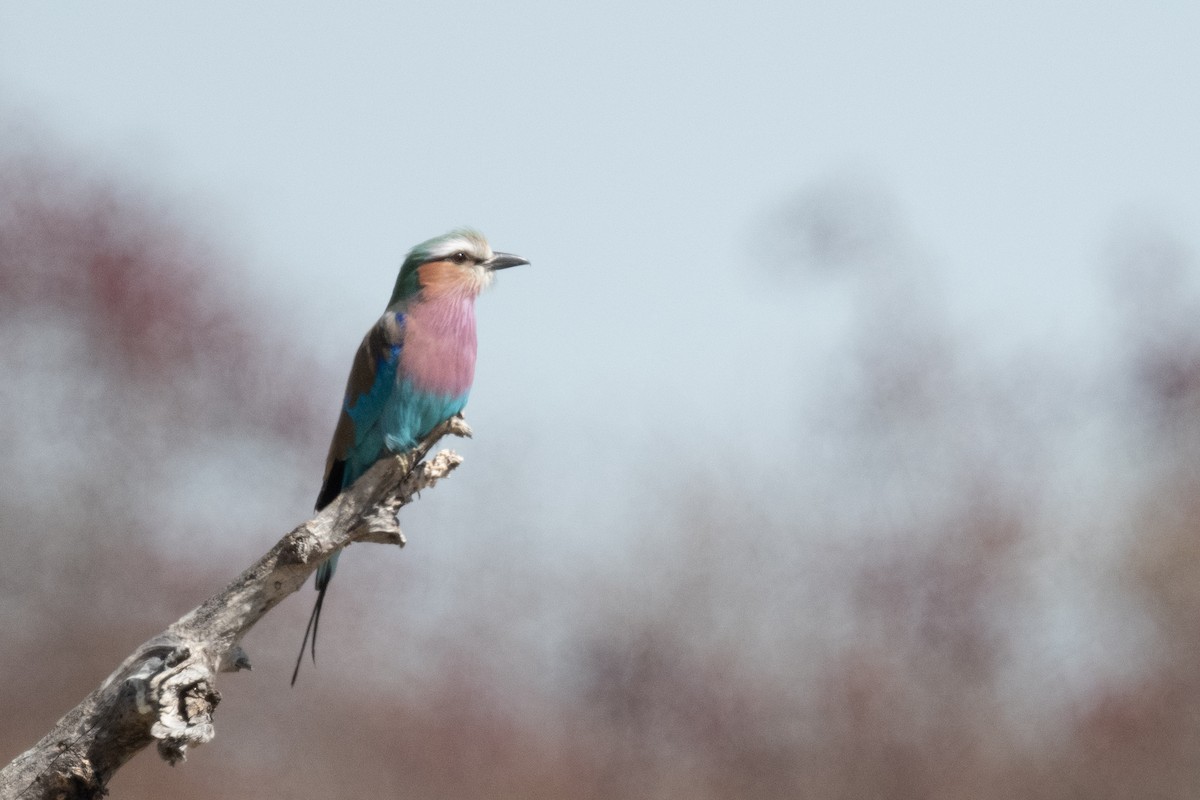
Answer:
[{"xmin": 291, "ymin": 554, "xmax": 339, "ymax": 685}]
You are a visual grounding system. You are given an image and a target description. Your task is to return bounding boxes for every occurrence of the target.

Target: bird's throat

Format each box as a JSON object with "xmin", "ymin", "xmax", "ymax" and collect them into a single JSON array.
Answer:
[{"xmin": 398, "ymin": 294, "xmax": 478, "ymax": 397}]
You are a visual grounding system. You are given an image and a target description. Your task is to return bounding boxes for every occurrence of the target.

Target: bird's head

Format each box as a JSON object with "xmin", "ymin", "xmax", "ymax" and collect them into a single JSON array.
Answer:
[{"xmin": 389, "ymin": 228, "xmax": 528, "ymax": 306}]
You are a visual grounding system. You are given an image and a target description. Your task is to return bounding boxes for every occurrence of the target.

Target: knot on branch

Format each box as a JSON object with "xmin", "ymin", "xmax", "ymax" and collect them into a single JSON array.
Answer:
[
  {"xmin": 124, "ymin": 647, "xmax": 220, "ymax": 765},
  {"xmin": 37, "ymin": 762, "xmax": 96, "ymax": 800}
]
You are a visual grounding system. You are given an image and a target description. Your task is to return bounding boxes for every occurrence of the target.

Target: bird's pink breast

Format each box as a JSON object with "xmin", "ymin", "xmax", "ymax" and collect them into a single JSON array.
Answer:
[{"xmin": 399, "ymin": 293, "xmax": 477, "ymax": 396}]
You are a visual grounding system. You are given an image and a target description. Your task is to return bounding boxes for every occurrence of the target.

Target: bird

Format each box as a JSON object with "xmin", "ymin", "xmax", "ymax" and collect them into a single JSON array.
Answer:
[{"xmin": 292, "ymin": 228, "xmax": 527, "ymax": 684}]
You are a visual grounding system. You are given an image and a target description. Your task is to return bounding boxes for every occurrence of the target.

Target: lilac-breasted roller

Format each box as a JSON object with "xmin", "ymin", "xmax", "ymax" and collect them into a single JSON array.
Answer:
[{"xmin": 292, "ymin": 229, "xmax": 527, "ymax": 684}]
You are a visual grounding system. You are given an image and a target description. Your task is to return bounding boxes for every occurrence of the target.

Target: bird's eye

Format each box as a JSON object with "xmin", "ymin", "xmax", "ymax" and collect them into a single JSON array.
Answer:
[{"xmin": 449, "ymin": 251, "xmax": 469, "ymax": 264}]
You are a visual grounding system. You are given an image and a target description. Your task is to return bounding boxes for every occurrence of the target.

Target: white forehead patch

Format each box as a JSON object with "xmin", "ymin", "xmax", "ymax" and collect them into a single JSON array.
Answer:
[{"xmin": 423, "ymin": 229, "xmax": 493, "ymax": 263}]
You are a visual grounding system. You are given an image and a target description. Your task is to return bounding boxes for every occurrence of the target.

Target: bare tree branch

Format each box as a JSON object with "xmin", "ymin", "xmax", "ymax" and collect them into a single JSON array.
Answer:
[{"xmin": 0, "ymin": 416, "xmax": 473, "ymax": 800}]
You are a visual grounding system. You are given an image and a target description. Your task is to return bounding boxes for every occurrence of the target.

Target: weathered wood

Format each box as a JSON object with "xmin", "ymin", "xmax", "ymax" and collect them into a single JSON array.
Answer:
[{"xmin": 0, "ymin": 417, "xmax": 471, "ymax": 800}]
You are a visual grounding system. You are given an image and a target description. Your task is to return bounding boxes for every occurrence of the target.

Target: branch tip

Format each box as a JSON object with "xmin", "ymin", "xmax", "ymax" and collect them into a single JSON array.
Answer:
[{"xmin": 448, "ymin": 415, "xmax": 473, "ymax": 438}]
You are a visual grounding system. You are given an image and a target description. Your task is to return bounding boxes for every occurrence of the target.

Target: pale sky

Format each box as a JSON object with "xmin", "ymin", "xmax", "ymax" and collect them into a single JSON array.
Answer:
[
  {"xmin": 3, "ymin": 2, "xmax": 1197, "ymax": 447},
  {"xmin": 4, "ymin": 0, "xmax": 1198, "ymax": 532}
]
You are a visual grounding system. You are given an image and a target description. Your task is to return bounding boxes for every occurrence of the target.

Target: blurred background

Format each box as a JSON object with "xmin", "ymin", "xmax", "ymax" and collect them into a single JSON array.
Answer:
[{"xmin": 3, "ymin": 1, "xmax": 1200, "ymax": 797}]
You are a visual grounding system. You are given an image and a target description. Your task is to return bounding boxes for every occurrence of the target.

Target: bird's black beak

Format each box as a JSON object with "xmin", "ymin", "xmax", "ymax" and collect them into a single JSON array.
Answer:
[{"xmin": 486, "ymin": 252, "xmax": 529, "ymax": 271}]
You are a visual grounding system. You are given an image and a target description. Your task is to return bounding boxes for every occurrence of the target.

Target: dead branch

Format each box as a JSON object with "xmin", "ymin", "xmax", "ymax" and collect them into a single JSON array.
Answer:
[{"xmin": 0, "ymin": 416, "xmax": 472, "ymax": 800}]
